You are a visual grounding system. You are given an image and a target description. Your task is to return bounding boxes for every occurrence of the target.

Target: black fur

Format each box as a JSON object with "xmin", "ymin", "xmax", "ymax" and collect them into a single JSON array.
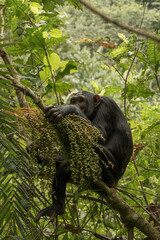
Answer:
[{"xmin": 34, "ymin": 91, "xmax": 133, "ymax": 222}]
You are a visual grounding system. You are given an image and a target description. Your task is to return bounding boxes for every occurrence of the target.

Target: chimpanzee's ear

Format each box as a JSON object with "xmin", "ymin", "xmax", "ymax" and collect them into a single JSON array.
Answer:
[{"xmin": 93, "ymin": 94, "xmax": 101, "ymax": 107}]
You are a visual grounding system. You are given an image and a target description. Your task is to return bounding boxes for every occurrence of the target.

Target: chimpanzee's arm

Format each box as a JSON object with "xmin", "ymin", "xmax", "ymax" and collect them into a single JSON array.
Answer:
[{"xmin": 44, "ymin": 104, "xmax": 88, "ymax": 123}]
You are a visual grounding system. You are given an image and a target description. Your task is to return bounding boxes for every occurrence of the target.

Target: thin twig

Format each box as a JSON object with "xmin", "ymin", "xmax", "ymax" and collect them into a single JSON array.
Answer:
[
  {"xmin": 123, "ymin": 3, "xmax": 147, "ymax": 116},
  {"xmin": 44, "ymin": 47, "xmax": 60, "ymax": 105},
  {"xmin": 0, "ymin": 5, "xmax": 6, "ymax": 40},
  {"xmin": 153, "ymin": 41, "xmax": 160, "ymax": 91}
]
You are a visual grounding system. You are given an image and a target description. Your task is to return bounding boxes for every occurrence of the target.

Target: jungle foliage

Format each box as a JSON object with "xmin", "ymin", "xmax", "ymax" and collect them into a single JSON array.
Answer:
[{"xmin": 0, "ymin": 0, "xmax": 160, "ymax": 239}]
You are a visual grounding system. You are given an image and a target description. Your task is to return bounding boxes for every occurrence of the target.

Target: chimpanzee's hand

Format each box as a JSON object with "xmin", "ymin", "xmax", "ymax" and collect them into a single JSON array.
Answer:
[
  {"xmin": 44, "ymin": 104, "xmax": 83, "ymax": 123},
  {"xmin": 44, "ymin": 105, "xmax": 63, "ymax": 123}
]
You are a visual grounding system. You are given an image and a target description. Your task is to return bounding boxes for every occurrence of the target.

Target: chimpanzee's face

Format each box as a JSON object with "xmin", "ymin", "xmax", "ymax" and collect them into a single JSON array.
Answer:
[
  {"xmin": 70, "ymin": 91, "xmax": 101, "ymax": 119},
  {"xmin": 70, "ymin": 93, "xmax": 87, "ymax": 113}
]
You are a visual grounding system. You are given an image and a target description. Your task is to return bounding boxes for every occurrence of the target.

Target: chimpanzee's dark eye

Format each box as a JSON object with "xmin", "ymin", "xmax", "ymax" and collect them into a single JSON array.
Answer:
[
  {"xmin": 70, "ymin": 98, "xmax": 76, "ymax": 104},
  {"xmin": 78, "ymin": 97, "xmax": 84, "ymax": 102}
]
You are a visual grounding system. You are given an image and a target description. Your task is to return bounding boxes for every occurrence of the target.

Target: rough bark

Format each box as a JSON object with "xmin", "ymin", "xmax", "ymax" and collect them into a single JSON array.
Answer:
[
  {"xmin": 12, "ymin": 83, "xmax": 45, "ymax": 111},
  {"xmin": 0, "ymin": 5, "xmax": 28, "ymax": 108},
  {"xmin": 0, "ymin": 48, "xmax": 29, "ymax": 108},
  {"xmin": 96, "ymin": 181, "xmax": 160, "ymax": 240}
]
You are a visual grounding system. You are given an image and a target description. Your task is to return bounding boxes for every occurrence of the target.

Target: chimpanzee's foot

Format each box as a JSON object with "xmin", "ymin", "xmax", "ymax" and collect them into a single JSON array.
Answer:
[{"xmin": 34, "ymin": 204, "xmax": 65, "ymax": 222}]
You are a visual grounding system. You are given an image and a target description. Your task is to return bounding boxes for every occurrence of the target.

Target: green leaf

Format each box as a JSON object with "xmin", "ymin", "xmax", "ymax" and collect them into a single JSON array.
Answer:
[
  {"xmin": 60, "ymin": 61, "xmax": 69, "ymax": 70},
  {"xmin": 118, "ymin": 33, "xmax": 129, "ymax": 44},
  {"xmin": 42, "ymin": 31, "xmax": 48, "ymax": 39},
  {"xmin": 137, "ymin": 176, "xmax": 145, "ymax": 182},
  {"xmin": 49, "ymin": 28, "xmax": 62, "ymax": 38},
  {"xmin": 39, "ymin": 67, "xmax": 51, "ymax": 81},
  {"xmin": 29, "ymin": 2, "xmax": 42, "ymax": 14},
  {"xmin": 90, "ymin": 81, "xmax": 100, "ymax": 92},
  {"xmin": 55, "ymin": 81, "xmax": 72, "ymax": 92},
  {"xmin": 43, "ymin": 53, "xmax": 61, "ymax": 71},
  {"xmin": 50, "ymin": 53, "xmax": 61, "ymax": 70},
  {"xmin": 56, "ymin": 61, "xmax": 77, "ymax": 80},
  {"xmin": 111, "ymin": 46, "xmax": 127, "ymax": 59},
  {"xmin": 149, "ymin": 176, "xmax": 159, "ymax": 184}
]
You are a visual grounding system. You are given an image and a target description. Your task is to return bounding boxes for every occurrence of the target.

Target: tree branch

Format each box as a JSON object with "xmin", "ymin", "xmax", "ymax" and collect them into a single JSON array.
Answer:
[
  {"xmin": 79, "ymin": 0, "xmax": 160, "ymax": 42},
  {"xmin": 12, "ymin": 83, "xmax": 45, "ymax": 111},
  {"xmin": 66, "ymin": 192, "xmax": 108, "ymax": 205},
  {"xmin": 96, "ymin": 181, "xmax": 160, "ymax": 240},
  {"xmin": 0, "ymin": 5, "xmax": 28, "ymax": 108}
]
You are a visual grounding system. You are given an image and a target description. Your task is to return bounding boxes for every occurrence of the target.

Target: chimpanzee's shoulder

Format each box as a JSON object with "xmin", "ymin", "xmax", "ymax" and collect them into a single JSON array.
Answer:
[{"xmin": 101, "ymin": 96, "xmax": 116, "ymax": 104}]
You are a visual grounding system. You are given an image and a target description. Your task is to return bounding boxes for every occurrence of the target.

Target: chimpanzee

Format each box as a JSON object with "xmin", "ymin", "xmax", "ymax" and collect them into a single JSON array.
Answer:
[{"xmin": 33, "ymin": 91, "xmax": 133, "ymax": 222}]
